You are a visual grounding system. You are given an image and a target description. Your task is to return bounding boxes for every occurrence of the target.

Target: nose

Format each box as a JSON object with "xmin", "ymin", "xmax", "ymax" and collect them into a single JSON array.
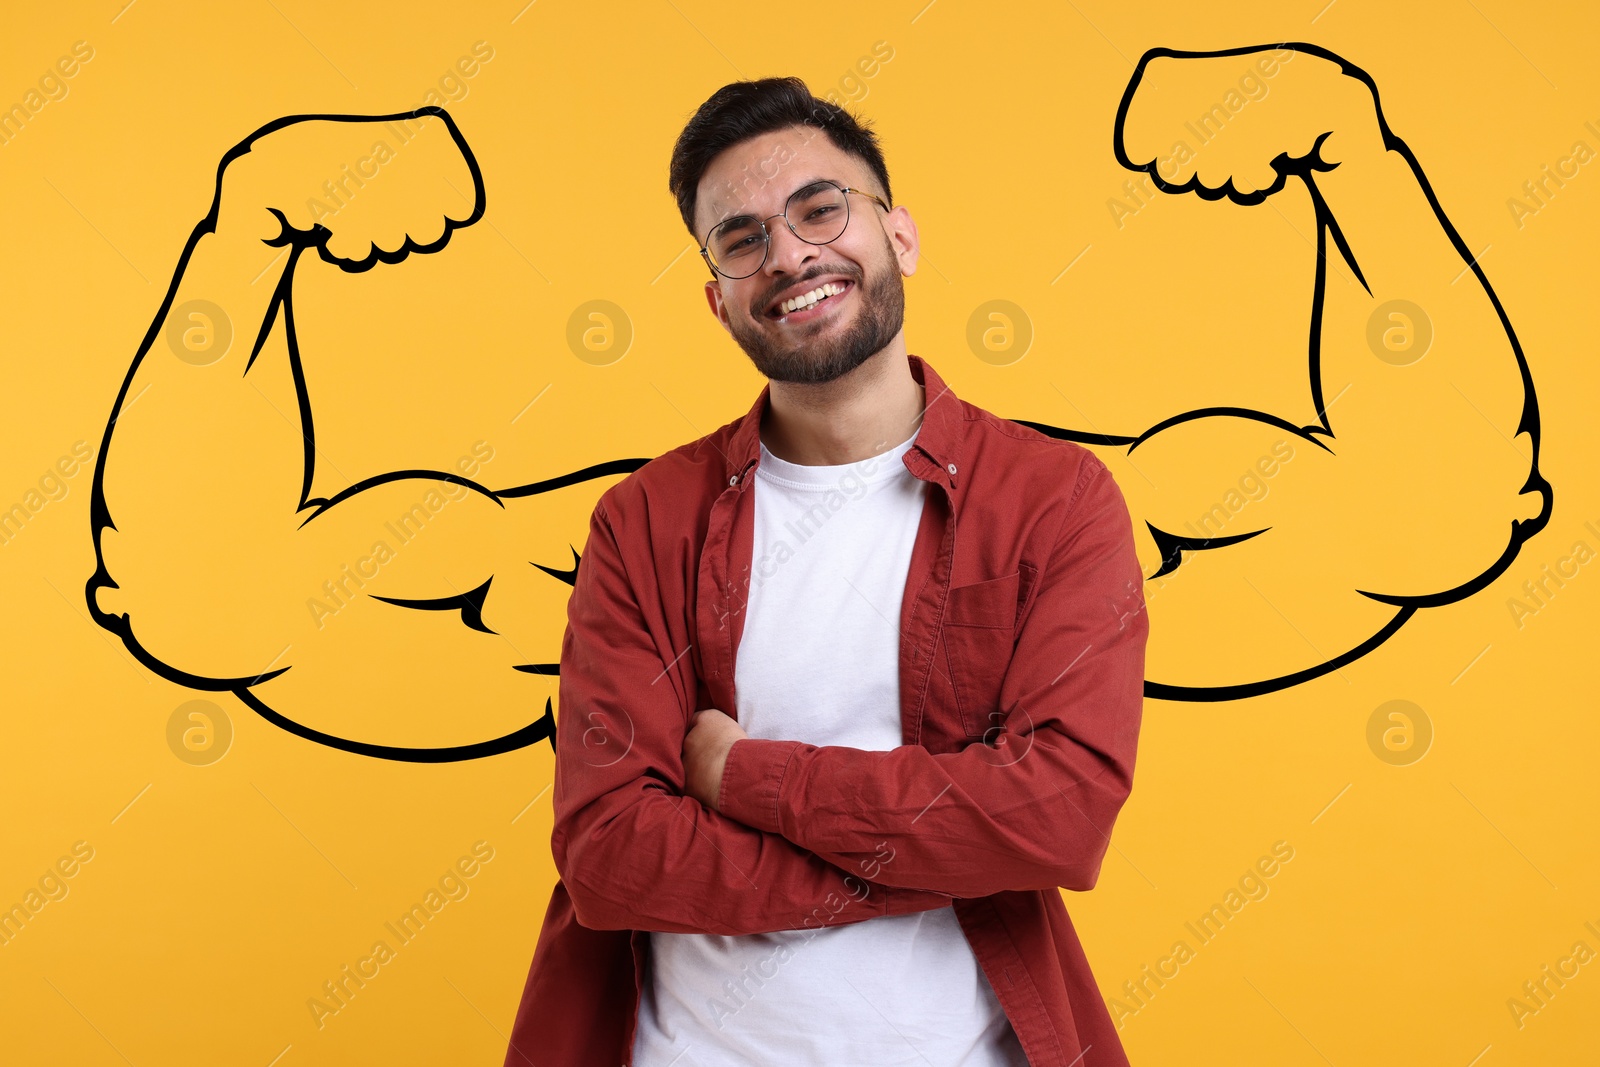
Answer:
[{"xmin": 762, "ymin": 216, "xmax": 819, "ymax": 276}]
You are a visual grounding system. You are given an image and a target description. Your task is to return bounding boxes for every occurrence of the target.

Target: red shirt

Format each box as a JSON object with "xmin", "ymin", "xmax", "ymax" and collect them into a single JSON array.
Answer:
[{"xmin": 505, "ymin": 354, "xmax": 1148, "ymax": 1066}]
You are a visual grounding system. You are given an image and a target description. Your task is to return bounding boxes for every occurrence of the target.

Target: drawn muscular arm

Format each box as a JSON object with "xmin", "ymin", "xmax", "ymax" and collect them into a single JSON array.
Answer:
[
  {"xmin": 88, "ymin": 110, "xmax": 625, "ymax": 758},
  {"xmin": 1035, "ymin": 44, "xmax": 1550, "ymax": 696}
]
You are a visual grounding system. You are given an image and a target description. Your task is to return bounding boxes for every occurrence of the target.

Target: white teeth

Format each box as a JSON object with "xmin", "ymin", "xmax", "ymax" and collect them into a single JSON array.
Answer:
[{"xmin": 779, "ymin": 282, "xmax": 845, "ymax": 314}]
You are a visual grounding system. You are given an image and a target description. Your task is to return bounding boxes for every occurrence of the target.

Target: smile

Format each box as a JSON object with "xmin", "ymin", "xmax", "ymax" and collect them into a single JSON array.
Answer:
[{"xmin": 767, "ymin": 279, "xmax": 854, "ymax": 324}]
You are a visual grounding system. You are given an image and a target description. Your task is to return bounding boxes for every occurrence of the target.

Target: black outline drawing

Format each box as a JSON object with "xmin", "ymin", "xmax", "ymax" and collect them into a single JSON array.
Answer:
[
  {"xmin": 85, "ymin": 107, "xmax": 649, "ymax": 763},
  {"xmin": 85, "ymin": 44, "xmax": 1553, "ymax": 759},
  {"xmin": 1015, "ymin": 42, "xmax": 1551, "ymax": 700}
]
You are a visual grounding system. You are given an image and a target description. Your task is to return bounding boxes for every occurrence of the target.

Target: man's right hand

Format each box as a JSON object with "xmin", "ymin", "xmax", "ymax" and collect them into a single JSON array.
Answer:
[{"xmin": 214, "ymin": 110, "xmax": 483, "ymax": 266}]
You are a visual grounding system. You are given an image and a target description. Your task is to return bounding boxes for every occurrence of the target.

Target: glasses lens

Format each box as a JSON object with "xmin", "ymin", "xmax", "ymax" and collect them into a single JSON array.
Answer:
[
  {"xmin": 788, "ymin": 183, "xmax": 848, "ymax": 245},
  {"xmin": 708, "ymin": 217, "xmax": 766, "ymax": 278}
]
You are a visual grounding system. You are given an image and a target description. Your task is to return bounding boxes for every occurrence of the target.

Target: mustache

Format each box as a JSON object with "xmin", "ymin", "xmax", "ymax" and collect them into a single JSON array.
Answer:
[{"xmin": 753, "ymin": 266, "xmax": 863, "ymax": 317}]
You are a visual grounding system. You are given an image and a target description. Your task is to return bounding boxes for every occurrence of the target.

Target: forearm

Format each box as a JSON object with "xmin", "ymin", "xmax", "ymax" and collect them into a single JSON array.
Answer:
[
  {"xmin": 1306, "ymin": 143, "xmax": 1503, "ymax": 317},
  {"xmin": 1306, "ymin": 137, "xmax": 1528, "ymax": 437},
  {"xmin": 717, "ymin": 719, "xmax": 1133, "ymax": 898},
  {"xmin": 554, "ymin": 781, "xmax": 956, "ymax": 934},
  {"xmin": 99, "ymin": 222, "xmax": 303, "ymax": 519}
]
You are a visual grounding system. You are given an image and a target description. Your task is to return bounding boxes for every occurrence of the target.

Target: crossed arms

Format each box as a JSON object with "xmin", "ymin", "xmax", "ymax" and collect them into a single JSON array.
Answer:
[{"xmin": 551, "ymin": 456, "xmax": 1146, "ymax": 936}]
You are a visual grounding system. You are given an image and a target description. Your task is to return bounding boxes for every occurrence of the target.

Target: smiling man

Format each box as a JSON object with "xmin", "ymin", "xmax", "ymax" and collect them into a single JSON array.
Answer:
[{"xmin": 505, "ymin": 77, "xmax": 1147, "ymax": 1067}]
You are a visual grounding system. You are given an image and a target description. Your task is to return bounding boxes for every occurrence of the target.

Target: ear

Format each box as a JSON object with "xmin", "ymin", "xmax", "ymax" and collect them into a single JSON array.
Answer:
[
  {"xmin": 884, "ymin": 205, "xmax": 920, "ymax": 277},
  {"xmin": 704, "ymin": 278, "xmax": 733, "ymax": 334}
]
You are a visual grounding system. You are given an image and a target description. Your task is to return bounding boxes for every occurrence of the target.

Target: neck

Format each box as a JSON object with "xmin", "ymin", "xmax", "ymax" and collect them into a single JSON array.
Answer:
[{"xmin": 759, "ymin": 346, "xmax": 924, "ymax": 466}]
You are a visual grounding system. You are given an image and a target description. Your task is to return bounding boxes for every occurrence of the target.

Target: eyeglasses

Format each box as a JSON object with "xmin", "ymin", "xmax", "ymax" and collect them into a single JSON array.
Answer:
[{"xmin": 699, "ymin": 179, "xmax": 891, "ymax": 280}]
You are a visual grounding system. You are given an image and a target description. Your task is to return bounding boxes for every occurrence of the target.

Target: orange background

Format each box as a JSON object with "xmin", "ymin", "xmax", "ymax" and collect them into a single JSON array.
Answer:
[{"xmin": 1, "ymin": 1, "xmax": 1595, "ymax": 1063}]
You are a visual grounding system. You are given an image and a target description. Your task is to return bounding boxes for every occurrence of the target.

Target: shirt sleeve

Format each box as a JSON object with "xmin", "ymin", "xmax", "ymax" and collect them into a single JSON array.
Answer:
[
  {"xmin": 551, "ymin": 495, "xmax": 958, "ymax": 935},
  {"xmin": 716, "ymin": 455, "xmax": 1147, "ymax": 898}
]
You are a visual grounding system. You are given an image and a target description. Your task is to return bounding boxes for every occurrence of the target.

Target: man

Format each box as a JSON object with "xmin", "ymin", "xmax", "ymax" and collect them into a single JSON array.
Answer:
[{"xmin": 505, "ymin": 77, "xmax": 1147, "ymax": 1066}]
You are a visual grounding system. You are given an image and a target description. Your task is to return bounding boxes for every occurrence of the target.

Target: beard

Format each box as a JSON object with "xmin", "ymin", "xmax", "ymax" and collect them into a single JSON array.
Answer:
[{"xmin": 725, "ymin": 241, "xmax": 906, "ymax": 386}]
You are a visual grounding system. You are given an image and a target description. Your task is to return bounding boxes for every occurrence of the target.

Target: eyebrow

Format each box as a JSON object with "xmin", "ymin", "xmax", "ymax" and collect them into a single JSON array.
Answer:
[{"xmin": 709, "ymin": 175, "xmax": 838, "ymax": 228}]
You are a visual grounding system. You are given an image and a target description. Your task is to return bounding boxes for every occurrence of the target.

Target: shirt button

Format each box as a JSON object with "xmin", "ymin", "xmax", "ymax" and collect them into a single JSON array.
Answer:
[
  {"xmin": 947, "ymin": 463, "xmax": 958, "ymax": 475},
  {"xmin": 729, "ymin": 475, "xmax": 738, "ymax": 486}
]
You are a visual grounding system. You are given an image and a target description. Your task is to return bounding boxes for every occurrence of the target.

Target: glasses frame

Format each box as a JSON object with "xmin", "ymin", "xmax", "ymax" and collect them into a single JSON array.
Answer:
[{"xmin": 698, "ymin": 179, "xmax": 891, "ymax": 280}]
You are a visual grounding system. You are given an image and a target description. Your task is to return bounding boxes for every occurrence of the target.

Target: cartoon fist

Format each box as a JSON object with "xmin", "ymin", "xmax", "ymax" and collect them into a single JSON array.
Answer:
[
  {"xmin": 1116, "ymin": 44, "xmax": 1386, "ymax": 201},
  {"xmin": 214, "ymin": 108, "xmax": 483, "ymax": 269}
]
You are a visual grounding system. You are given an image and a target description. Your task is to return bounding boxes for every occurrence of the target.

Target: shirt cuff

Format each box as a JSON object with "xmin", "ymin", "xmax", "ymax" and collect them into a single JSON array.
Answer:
[{"xmin": 716, "ymin": 737, "xmax": 802, "ymax": 835}]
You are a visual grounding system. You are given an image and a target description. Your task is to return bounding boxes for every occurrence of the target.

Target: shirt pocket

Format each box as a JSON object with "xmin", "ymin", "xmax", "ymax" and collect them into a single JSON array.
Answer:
[{"xmin": 939, "ymin": 571, "xmax": 1019, "ymax": 739}]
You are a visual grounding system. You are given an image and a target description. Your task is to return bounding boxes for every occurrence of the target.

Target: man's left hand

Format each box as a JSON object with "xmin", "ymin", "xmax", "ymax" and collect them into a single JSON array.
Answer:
[{"xmin": 683, "ymin": 708, "xmax": 748, "ymax": 811}]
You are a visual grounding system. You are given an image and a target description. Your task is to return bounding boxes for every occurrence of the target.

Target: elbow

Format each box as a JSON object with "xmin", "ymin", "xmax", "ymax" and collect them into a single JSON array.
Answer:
[
  {"xmin": 552, "ymin": 826, "xmax": 623, "ymax": 931},
  {"xmin": 565, "ymin": 886, "xmax": 630, "ymax": 931},
  {"xmin": 1001, "ymin": 855, "xmax": 1103, "ymax": 894},
  {"xmin": 993, "ymin": 843, "xmax": 1108, "ymax": 895},
  {"xmin": 550, "ymin": 819, "xmax": 573, "ymax": 878},
  {"xmin": 1053, "ymin": 850, "xmax": 1108, "ymax": 893},
  {"xmin": 554, "ymin": 816, "xmax": 668, "ymax": 932},
  {"xmin": 556, "ymin": 852, "xmax": 632, "ymax": 931},
  {"xmin": 1048, "ymin": 775, "xmax": 1130, "ymax": 892}
]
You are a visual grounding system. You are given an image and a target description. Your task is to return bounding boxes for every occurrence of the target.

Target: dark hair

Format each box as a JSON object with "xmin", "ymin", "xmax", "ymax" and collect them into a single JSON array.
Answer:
[{"xmin": 668, "ymin": 76, "xmax": 892, "ymax": 241}]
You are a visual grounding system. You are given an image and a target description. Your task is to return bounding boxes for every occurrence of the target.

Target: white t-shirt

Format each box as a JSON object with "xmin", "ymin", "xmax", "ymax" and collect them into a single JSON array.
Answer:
[{"xmin": 631, "ymin": 428, "xmax": 1029, "ymax": 1066}]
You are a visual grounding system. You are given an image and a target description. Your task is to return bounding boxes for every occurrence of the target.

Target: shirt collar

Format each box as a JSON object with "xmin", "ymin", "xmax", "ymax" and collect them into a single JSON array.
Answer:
[{"xmin": 723, "ymin": 354, "xmax": 965, "ymax": 493}]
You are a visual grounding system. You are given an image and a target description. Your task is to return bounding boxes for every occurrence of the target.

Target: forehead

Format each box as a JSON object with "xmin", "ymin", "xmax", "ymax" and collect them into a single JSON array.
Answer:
[{"xmin": 695, "ymin": 125, "xmax": 871, "ymax": 232}]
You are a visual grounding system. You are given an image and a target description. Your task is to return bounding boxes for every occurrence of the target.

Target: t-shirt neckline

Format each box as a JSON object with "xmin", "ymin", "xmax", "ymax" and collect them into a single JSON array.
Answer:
[{"xmin": 755, "ymin": 426, "xmax": 921, "ymax": 491}]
